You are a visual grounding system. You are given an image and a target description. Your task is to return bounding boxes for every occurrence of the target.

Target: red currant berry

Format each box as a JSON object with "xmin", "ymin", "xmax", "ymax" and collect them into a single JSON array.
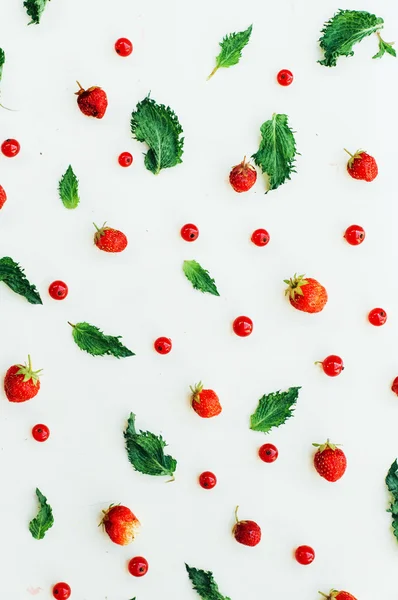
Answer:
[
  {"xmin": 344, "ymin": 224, "xmax": 365, "ymax": 245},
  {"xmin": 233, "ymin": 316, "xmax": 253, "ymax": 337},
  {"xmin": 0, "ymin": 185, "xmax": 7, "ymax": 209},
  {"xmin": 317, "ymin": 355, "xmax": 344, "ymax": 377},
  {"xmin": 128, "ymin": 556, "xmax": 148, "ymax": 577},
  {"xmin": 251, "ymin": 229, "xmax": 270, "ymax": 247},
  {"xmin": 368, "ymin": 308, "xmax": 387, "ymax": 326},
  {"xmin": 295, "ymin": 545, "xmax": 315, "ymax": 565},
  {"xmin": 52, "ymin": 582, "xmax": 71, "ymax": 599},
  {"xmin": 1, "ymin": 138, "xmax": 20, "ymax": 157},
  {"xmin": 118, "ymin": 151, "xmax": 133, "ymax": 167},
  {"xmin": 199, "ymin": 471, "xmax": 217, "ymax": 489},
  {"xmin": 181, "ymin": 223, "xmax": 199, "ymax": 242},
  {"xmin": 49, "ymin": 280, "xmax": 68, "ymax": 300},
  {"xmin": 115, "ymin": 38, "xmax": 133, "ymax": 57},
  {"xmin": 154, "ymin": 337, "xmax": 172, "ymax": 354},
  {"xmin": 277, "ymin": 69, "xmax": 293, "ymax": 86},
  {"xmin": 392, "ymin": 377, "xmax": 398, "ymax": 395},
  {"xmin": 32, "ymin": 424, "xmax": 50, "ymax": 442},
  {"xmin": 258, "ymin": 443, "xmax": 278, "ymax": 463}
]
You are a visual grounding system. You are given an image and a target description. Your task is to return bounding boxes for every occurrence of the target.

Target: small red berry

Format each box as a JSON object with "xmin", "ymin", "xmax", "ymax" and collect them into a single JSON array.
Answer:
[
  {"xmin": 52, "ymin": 582, "xmax": 71, "ymax": 599},
  {"xmin": 181, "ymin": 223, "xmax": 199, "ymax": 242},
  {"xmin": 154, "ymin": 337, "xmax": 172, "ymax": 355},
  {"xmin": 0, "ymin": 184, "xmax": 7, "ymax": 209},
  {"xmin": 258, "ymin": 443, "xmax": 278, "ymax": 463},
  {"xmin": 392, "ymin": 377, "xmax": 398, "ymax": 395},
  {"xmin": 368, "ymin": 308, "xmax": 387, "ymax": 326},
  {"xmin": 115, "ymin": 38, "xmax": 133, "ymax": 57},
  {"xmin": 344, "ymin": 224, "xmax": 365, "ymax": 246},
  {"xmin": 295, "ymin": 545, "xmax": 315, "ymax": 565},
  {"xmin": 199, "ymin": 471, "xmax": 217, "ymax": 489},
  {"xmin": 49, "ymin": 280, "xmax": 68, "ymax": 300},
  {"xmin": 316, "ymin": 355, "xmax": 344, "ymax": 377},
  {"xmin": 277, "ymin": 69, "xmax": 294, "ymax": 86},
  {"xmin": 233, "ymin": 316, "xmax": 253, "ymax": 337},
  {"xmin": 251, "ymin": 229, "xmax": 270, "ymax": 247},
  {"xmin": 229, "ymin": 157, "xmax": 257, "ymax": 192},
  {"xmin": 128, "ymin": 556, "xmax": 148, "ymax": 577},
  {"xmin": 118, "ymin": 152, "xmax": 133, "ymax": 167},
  {"xmin": 1, "ymin": 138, "xmax": 20, "ymax": 157},
  {"xmin": 32, "ymin": 424, "xmax": 50, "ymax": 442}
]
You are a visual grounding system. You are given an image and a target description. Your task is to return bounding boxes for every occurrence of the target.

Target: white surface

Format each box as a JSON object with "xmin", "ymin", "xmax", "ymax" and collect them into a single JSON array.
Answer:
[{"xmin": 0, "ymin": 0, "xmax": 398, "ymax": 598}]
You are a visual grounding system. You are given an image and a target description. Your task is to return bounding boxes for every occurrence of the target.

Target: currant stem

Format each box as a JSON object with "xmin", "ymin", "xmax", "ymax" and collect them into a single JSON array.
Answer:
[{"xmin": 207, "ymin": 65, "xmax": 219, "ymax": 80}]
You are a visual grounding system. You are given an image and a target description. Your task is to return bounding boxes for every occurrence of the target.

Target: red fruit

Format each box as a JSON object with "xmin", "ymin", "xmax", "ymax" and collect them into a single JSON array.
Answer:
[
  {"xmin": 345, "ymin": 149, "xmax": 378, "ymax": 182},
  {"xmin": 181, "ymin": 223, "xmax": 199, "ymax": 242},
  {"xmin": 0, "ymin": 184, "xmax": 7, "ymax": 208},
  {"xmin": 1, "ymin": 138, "xmax": 20, "ymax": 157},
  {"xmin": 258, "ymin": 443, "xmax": 278, "ymax": 463},
  {"xmin": 190, "ymin": 382, "xmax": 222, "ymax": 418},
  {"xmin": 285, "ymin": 274, "xmax": 328, "ymax": 314},
  {"xmin": 154, "ymin": 337, "xmax": 172, "ymax": 355},
  {"xmin": 233, "ymin": 315, "xmax": 253, "ymax": 337},
  {"xmin": 251, "ymin": 228, "xmax": 270, "ymax": 247},
  {"xmin": 233, "ymin": 506, "xmax": 261, "ymax": 547},
  {"xmin": 229, "ymin": 157, "xmax": 257, "ymax": 192},
  {"xmin": 4, "ymin": 355, "xmax": 42, "ymax": 403},
  {"xmin": 344, "ymin": 224, "xmax": 365, "ymax": 246},
  {"xmin": 94, "ymin": 222, "xmax": 127, "ymax": 253},
  {"xmin": 368, "ymin": 307, "xmax": 387, "ymax": 326},
  {"xmin": 52, "ymin": 582, "xmax": 71, "ymax": 599},
  {"xmin": 199, "ymin": 471, "xmax": 217, "ymax": 489},
  {"xmin": 319, "ymin": 590, "xmax": 357, "ymax": 600},
  {"xmin": 118, "ymin": 151, "xmax": 133, "ymax": 167},
  {"xmin": 128, "ymin": 556, "xmax": 148, "ymax": 577},
  {"xmin": 277, "ymin": 69, "xmax": 293, "ymax": 86},
  {"xmin": 391, "ymin": 376, "xmax": 398, "ymax": 395},
  {"xmin": 316, "ymin": 355, "xmax": 344, "ymax": 377},
  {"xmin": 313, "ymin": 440, "xmax": 347, "ymax": 482},
  {"xmin": 32, "ymin": 424, "xmax": 50, "ymax": 442},
  {"xmin": 49, "ymin": 280, "xmax": 68, "ymax": 300},
  {"xmin": 295, "ymin": 545, "xmax": 315, "ymax": 565},
  {"xmin": 75, "ymin": 82, "xmax": 108, "ymax": 119},
  {"xmin": 100, "ymin": 504, "xmax": 140, "ymax": 546},
  {"xmin": 115, "ymin": 38, "xmax": 133, "ymax": 57}
]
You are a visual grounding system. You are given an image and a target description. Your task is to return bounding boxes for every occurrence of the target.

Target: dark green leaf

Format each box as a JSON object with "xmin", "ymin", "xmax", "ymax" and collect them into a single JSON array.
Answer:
[
  {"xmin": 185, "ymin": 564, "xmax": 231, "ymax": 600},
  {"xmin": 386, "ymin": 460, "xmax": 398, "ymax": 543},
  {"xmin": 23, "ymin": 0, "xmax": 49, "ymax": 24},
  {"xmin": 70, "ymin": 322, "xmax": 134, "ymax": 358},
  {"xmin": 250, "ymin": 387, "xmax": 301, "ymax": 433},
  {"xmin": 29, "ymin": 488, "xmax": 54, "ymax": 540},
  {"xmin": 0, "ymin": 48, "xmax": 5, "ymax": 81},
  {"xmin": 59, "ymin": 165, "xmax": 80, "ymax": 209},
  {"xmin": 183, "ymin": 260, "xmax": 220, "ymax": 296},
  {"xmin": 208, "ymin": 24, "xmax": 252, "ymax": 79},
  {"xmin": 0, "ymin": 257, "xmax": 42, "ymax": 304}
]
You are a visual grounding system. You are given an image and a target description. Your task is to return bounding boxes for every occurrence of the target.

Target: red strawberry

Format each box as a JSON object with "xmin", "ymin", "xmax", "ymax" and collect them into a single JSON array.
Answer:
[
  {"xmin": 345, "ymin": 149, "xmax": 378, "ymax": 182},
  {"xmin": 233, "ymin": 506, "xmax": 261, "ymax": 547},
  {"xmin": 0, "ymin": 185, "xmax": 7, "ymax": 209},
  {"xmin": 75, "ymin": 82, "xmax": 108, "ymax": 119},
  {"xmin": 190, "ymin": 382, "xmax": 222, "ymax": 418},
  {"xmin": 319, "ymin": 590, "xmax": 357, "ymax": 600},
  {"xmin": 229, "ymin": 157, "xmax": 257, "ymax": 192},
  {"xmin": 284, "ymin": 273, "xmax": 328, "ymax": 314},
  {"xmin": 94, "ymin": 222, "xmax": 128, "ymax": 253},
  {"xmin": 4, "ymin": 355, "xmax": 42, "ymax": 403},
  {"xmin": 100, "ymin": 504, "xmax": 140, "ymax": 546},
  {"xmin": 313, "ymin": 440, "xmax": 347, "ymax": 482}
]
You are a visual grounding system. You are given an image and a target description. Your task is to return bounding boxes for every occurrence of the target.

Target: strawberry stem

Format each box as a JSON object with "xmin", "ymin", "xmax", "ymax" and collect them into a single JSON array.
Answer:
[
  {"xmin": 318, "ymin": 593, "xmax": 328, "ymax": 599},
  {"xmin": 343, "ymin": 148, "xmax": 354, "ymax": 158},
  {"xmin": 76, "ymin": 81, "xmax": 84, "ymax": 91},
  {"xmin": 234, "ymin": 505, "xmax": 240, "ymax": 523}
]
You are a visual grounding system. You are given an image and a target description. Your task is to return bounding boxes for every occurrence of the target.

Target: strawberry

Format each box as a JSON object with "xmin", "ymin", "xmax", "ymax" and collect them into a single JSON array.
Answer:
[
  {"xmin": 100, "ymin": 504, "xmax": 140, "ymax": 546},
  {"xmin": 284, "ymin": 273, "xmax": 328, "ymax": 314},
  {"xmin": 0, "ymin": 185, "xmax": 7, "ymax": 209},
  {"xmin": 190, "ymin": 382, "xmax": 222, "ymax": 418},
  {"xmin": 345, "ymin": 148, "xmax": 378, "ymax": 182},
  {"xmin": 4, "ymin": 355, "xmax": 42, "ymax": 403},
  {"xmin": 233, "ymin": 506, "xmax": 261, "ymax": 547},
  {"xmin": 319, "ymin": 590, "xmax": 357, "ymax": 600},
  {"xmin": 229, "ymin": 157, "xmax": 257, "ymax": 192},
  {"xmin": 75, "ymin": 82, "xmax": 108, "ymax": 119},
  {"xmin": 94, "ymin": 222, "xmax": 128, "ymax": 253},
  {"xmin": 313, "ymin": 440, "xmax": 347, "ymax": 482}
]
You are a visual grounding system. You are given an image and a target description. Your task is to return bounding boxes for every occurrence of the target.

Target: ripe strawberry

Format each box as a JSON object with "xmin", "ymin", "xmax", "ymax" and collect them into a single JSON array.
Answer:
[
  {"xmin": 345, "ymin": 149, "xmax": 378, "ymax": 182},
  {"xmin": 4, "ymin": 355, "xmax": 42, "ymax": 403},
  {"xmin": 100, "ymin": 504, "xmax": 140, "ymax": 546},
  {"xmin": 319, "ymin": 590, "xmax": 357, "ymax": 600},
  {"xmin": 94, "ymin": 222, "xmax": 128, "ymax": 253},
  {"xmin": 0, "ymin": 185, "xmax": 7, "ymax": 209},
  {"xmin": 233, "ymin": 506, "xmax": 261, "ymax": 547},
  {"xmin": 75, "ymin": 81, "xmax": 108, "ymax": 119},
  {"xmin": 229, "ymin": 157, "xmax": 257, "ymax": 192},
  {"xmin": 284, "ymin": 273, "xmax": 328, "ymax": 314},
  {"xmin": 190, "ymin": 382, "xmax": 222, "ymax": 418},
  {"xmin": 313, "ymin": 440, "xmax": 347, "ymax": 482}
]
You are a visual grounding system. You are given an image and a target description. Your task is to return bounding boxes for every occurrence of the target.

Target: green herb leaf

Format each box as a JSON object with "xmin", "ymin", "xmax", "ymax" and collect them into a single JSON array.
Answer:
[
  {"xmin": 29, "ymin": 488, "xmax": 54, "ymax": 540},
  {"xmin": 124, "ymin": 413, "xmax": 177, "ymax": 478},
  {"xmin": 0, "ymin": 257, "xmax": 42, "ymax": 304},
  {"xmin": 252, "ymin": 113, "xmax": 297, "ymax": 193},
  {"xmin": 58, "ymin": 165, "xmax": 80, "ymax": 209},
  {"xmin": 386, "ymin": 460, "xmax": 398, "ymax": 543},
  {"xmin": 373, "ymin": 34, "xmax": 396, "ymax": 59},
  {"xmin": 0, "ymin": 48, "xmax": 5, "ymax": 82},
  {"xmin": 183, "ymin": 260, "xmax": 220, "ymax": 296},
  {"xmin": 208, "ymin": 24, "xmax": 252, "ymax": 79},
  {"xmin": 23, "ymin": 0, "xmax": 49, "ymax": 24},
  {"xmin": 185, "ymin": 564, "xmax": 231, "ymax": 600},
  {"xmin": 250, "ymin": 387, "xmax": 301, "ymax": 433},
  {"xmin": 69, "ymin": 322, "xmax": 134, "ymax": 358},
  {"xmin": 131, "ymin": 95, "xmax": 184, "ymax": 175}
]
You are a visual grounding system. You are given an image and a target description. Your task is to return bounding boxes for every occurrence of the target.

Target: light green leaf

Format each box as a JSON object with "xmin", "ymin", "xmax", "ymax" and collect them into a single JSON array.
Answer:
[
  {"xmin": 208, "ymin": 24, "xmax": 252, "ymax": 79},
  {"xmin": 23, "ymin": 0, "xmax": 50, "ymax": 24},
  {"xmin": 58, "ymin": 165, "xmax": 80, "ymax": 209},
  {"xmin": 29, "ymin": 488, "xmax": 54, "ymax": 540},
  {"xmin": 373, "ymin": 34, "xmax": 396, "ymax": 59},
  {"xmin": 250, "ymin": 387, "xmax": 301, "ymax": 433},
  {"xmin": 0, "ymin": 257, "xmax": 42, "ymax": 304},
  {"xmin": 69, "ymin": 321, "xmax": 134, "ymax": 358},
  {"xmin": 0, "ymin": 48, "xmax": 5, "ymax": 81},
  {"xmin": 183, "ymin": 260, "xmax": 220, "ymax": 296},
  {"xmin": 185, "ymin": 564, "xmax": 231, "ymax": 600}
]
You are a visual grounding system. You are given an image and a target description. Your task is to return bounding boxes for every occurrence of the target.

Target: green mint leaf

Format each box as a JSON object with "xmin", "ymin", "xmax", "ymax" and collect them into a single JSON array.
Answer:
[
  {"xmin": 183, "ymin": 260, "xmax": 220, "ymax": 296},
  {"xmin": 70, "ymin": 321, "xmax": 134, "ymax": 358},
  {"xmin": 29, "ymin": 488, "xmax": 54, "ymax": 540},
  {"xmin": 23, "ymin": 0, "xmax": 49, "ymax": 24},
  {"xmin": 0, "ymin": 48, "xmax": 5, "ymax": 81},
  {"xmin": 58, "ymin": 165, "xmax": 80, "ymax": 209},
  {"xmin": 124, "ymin": 413, "xmax": 177, "ymax": 478},
  {"xmin": 373, "ymin": 34, "xmax": 396, "ymax": 59},
  {"xmin": 131, "ymin": 95, "xmax": 184, "ymax": 175},
  {"xmin": 0, "ymin": 257, "xmax": 42, "ymax": 304},
  {"xmin": 185, "ymin": 564, "xmax": 231, "ymax": 600},
  {"xmin": 208, "ymin": 24, "xmax": 252, "ymax": 79},
  {"xmin": 250, "ymin": 387, "xmax": 301, "ymax": 433},
  {"xmin": 386, "ymin": 460, "xmax": 398, "ymax": 543},
  {"xmin": 252, "ymin": 113, "xmax": 297, "ymax": 193}
]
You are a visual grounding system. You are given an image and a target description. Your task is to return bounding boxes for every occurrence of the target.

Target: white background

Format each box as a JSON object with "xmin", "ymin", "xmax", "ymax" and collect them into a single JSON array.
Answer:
[{"xmin": 0, "ymin": 0, "xmax": 398, "ymax": 598}]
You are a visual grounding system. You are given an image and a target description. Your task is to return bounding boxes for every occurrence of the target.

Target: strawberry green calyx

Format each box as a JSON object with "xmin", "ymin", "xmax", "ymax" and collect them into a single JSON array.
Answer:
[
  {"xmin": 93, "ymin": 222, "xmax": 109, "ymax": 243},
  {"xmin": 190, "ymin": 382, "xmax": 204, "ymax": 403},
  {"xmin": 284, "ymin": 274, "xmax": 309, "ymax": 301},
  {"xmin": 75, "ymin": 81, "xmax": 99, "ymax": 96},
  {"xmin": 319, "ymin": 591, "xmax": 340, "ymax": 600},
  {"xmin": 16, "ymin": 355, "xmax": 42, "ymax": 385},
  {"xmin": 313, "ymin": 439, "xmax": 340, "ymax": 452},
  {"xmin": 344, "ymin": 148, "xmax": 366, "ymax": 168}
]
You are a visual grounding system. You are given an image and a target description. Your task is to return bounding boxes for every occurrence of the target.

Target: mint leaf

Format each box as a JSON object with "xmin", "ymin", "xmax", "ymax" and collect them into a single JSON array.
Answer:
[
  {"xmin": 58, "ymin": 165, "xmax": 80, "ymax": 209},
  {"xmin": 0, "ymin": 48, "xmax": 5, "ymax": 82},
  {"xmin": 373, "ymin": 33, "xmax": 396, "ymax": 59},
  {"xmin": 69, "ymin": 321, "xmax": 134, "ymax": 358},
  {"xmin": 29, "ymin": 488, "xmax": 54, "ymax": 540},
  {"xmin": 183, "ymin": 260, "xmax": 220, "ymax": 296},
  {"xmin": 131, "ymin": 96, "xmax": 184, "ymax": 175},
  {"xmin": 185, "ymin": 564, "xmax": 231, "ymax": 600},
  {"xmin": 386, "ymin": 460, "xmax": 398, "ymax": 543},
  {"xmin": 124, "ymin": 413, "xmax": 177, "ymax": 478},
  {"xmin": 208, "ymin": 24, "xmax": 252, "ymax": 79},
  {"xmin": 23, "ymin": 0, "xmax": 49, "ymax": 24},
  {"xmin": 250, "ymin": 387, "xmax": 301, "ymax": 433},
  {"xmin": 0, "ymin": 257, "xmax": 42, "ymax": 304}
]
